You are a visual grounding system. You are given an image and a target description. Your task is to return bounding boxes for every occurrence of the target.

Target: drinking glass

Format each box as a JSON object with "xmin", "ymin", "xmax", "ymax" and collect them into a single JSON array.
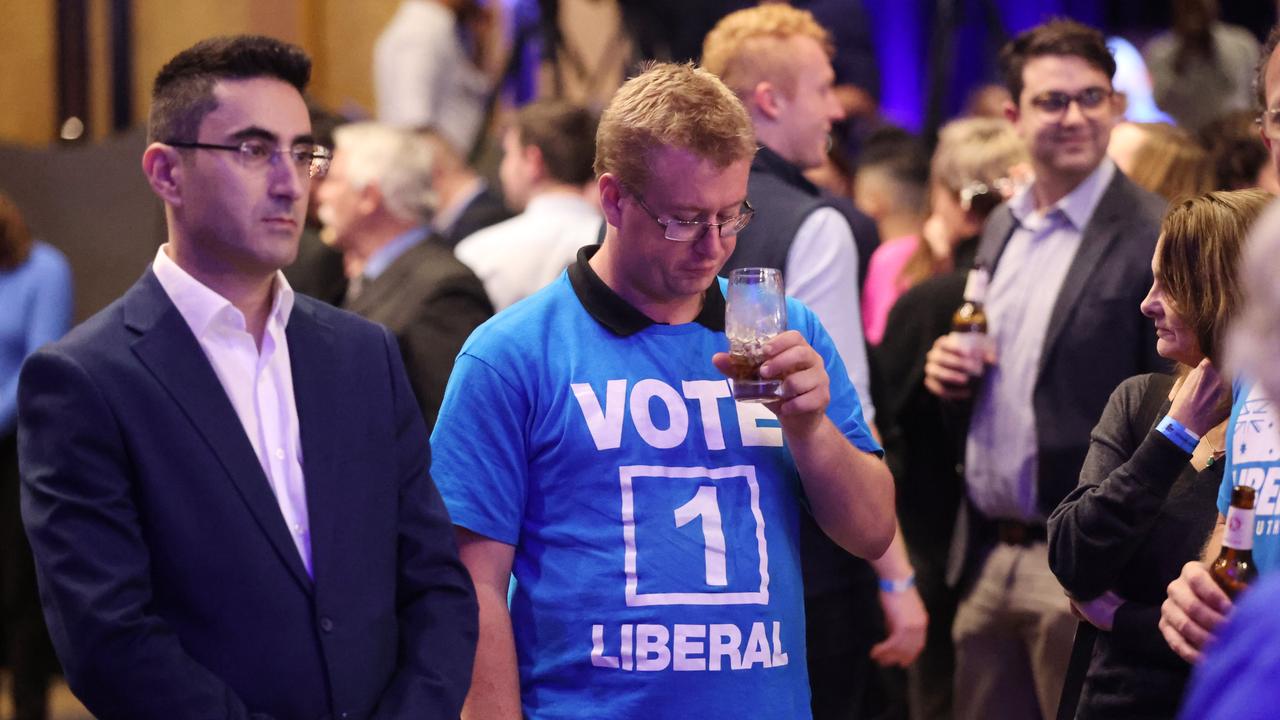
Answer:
[{"xmin": 725, "ymin": 267, "xmax": 787, "ymax": 402}]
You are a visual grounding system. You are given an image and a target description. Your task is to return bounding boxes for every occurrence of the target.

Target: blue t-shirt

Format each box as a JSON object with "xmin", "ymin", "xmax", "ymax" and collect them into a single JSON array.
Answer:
[
  {"xmin": 1217, "ymin": 378, "xmax": 1280, "ymax": 574},
  {"xmin": 1, "ymin": 241, "xmax": 72, "ymax": 434},
  {"xmin": 431, "ymin": 272, "xmax": 878, "ymax": 720}
]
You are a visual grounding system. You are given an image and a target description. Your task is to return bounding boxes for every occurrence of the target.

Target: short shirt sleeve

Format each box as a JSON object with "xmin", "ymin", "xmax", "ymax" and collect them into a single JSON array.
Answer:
[{"xmin": 430, "ymin": 351, "xmax": 532, "ymax": 545}]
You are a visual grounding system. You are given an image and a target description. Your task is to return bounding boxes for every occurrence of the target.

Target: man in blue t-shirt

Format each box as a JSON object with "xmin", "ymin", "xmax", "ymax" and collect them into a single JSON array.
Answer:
[{"xmin": 430, "ymin": 62, "xmax": 896, "ymax": 720}]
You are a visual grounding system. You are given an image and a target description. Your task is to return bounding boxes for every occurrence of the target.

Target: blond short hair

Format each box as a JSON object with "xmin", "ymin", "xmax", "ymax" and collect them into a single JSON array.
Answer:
[
  {"xmin": 701, "ymin": 3, "xmax": 832, "ymax": 99},
  {"xmin": 930, "ymin": 118, "xmax": 1027, "ymax": 196},
  {"xmin": 594, "ymin": 62, "xmax": 757, "ymax": 191}
]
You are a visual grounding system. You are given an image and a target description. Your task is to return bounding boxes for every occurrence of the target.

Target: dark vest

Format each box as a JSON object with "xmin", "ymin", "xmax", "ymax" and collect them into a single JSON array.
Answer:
[
  {"xmin": 723, "ymin": 145, "xmax": 879, "ymax": 601},
  {"xmin": 723, "ymin": 146, "xmax": 880, "ymax": 290}
]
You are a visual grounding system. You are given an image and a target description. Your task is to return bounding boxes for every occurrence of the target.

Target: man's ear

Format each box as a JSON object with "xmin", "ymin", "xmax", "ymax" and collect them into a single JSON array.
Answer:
[
  {"xmin": 142, "ymin": 143, "xmax": 183, "ymax": 206},
  {"xmin": 1113, "ymin": 90, "xmax": 1129, "ymax": 117},
  {"xmin": 357, "ymin": 181, "xmax": 383, "ymax": 217},
  {"xmin": 1003, "ymin": 98, "xmax": 1020, "ymax": 126},
  {"xmin": 751, "ymin": 80, "xmax": 785, "ymax": 122},
  {"xmin": 525, "ymin": 144, "xmax": 547, "ymax": 184},
  {"xmin": 599, "ymin": 173, "xmax": 623, "ymax": 229}
]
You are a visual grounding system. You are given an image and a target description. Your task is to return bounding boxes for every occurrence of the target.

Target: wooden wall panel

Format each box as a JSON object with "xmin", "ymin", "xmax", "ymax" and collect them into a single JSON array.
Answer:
[
  {"xmin": 0, "ymin": 1, "xmax": 57, "ymax": 145},
  {"xmin": 0, "ymin": 0, "xmax": 629, "ymax": 145},
  {"xmin": 130, "ymin": 0, "xmax": 306, "ymax": 129},
  {"xmin": 309, "ymin": 0, "xmax": 399, "ymax": 119}
]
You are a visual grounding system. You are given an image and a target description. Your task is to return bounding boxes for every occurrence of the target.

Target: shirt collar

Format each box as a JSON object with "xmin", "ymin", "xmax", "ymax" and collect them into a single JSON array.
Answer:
[
  {"xmin": 152, "ymin": 244, "xmax": 295, "ymax": 337},
  {"xmin": 433, "ymin": 178, "xmax": 486, "ymax": 235},
  {"xmin": 1010, "ymin": 158, "xmax": 1116, "ymax": 230},
  {"xmin": 567, "ymin": 245, "xmax": 726, "ymax": 336},
  {"xmin": 363, "ymin": 225, "xmax": 429, "ymax": 281}
]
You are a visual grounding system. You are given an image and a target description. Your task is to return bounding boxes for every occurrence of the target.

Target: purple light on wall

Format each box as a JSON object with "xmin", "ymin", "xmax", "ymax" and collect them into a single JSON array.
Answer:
[
  {"xmin": 864, "ymin": 0, "xmax": 1108, "ymax": 131},
  {"xmin": 865, "ymin": 0, "xmax": 925, "ymax": 131}
]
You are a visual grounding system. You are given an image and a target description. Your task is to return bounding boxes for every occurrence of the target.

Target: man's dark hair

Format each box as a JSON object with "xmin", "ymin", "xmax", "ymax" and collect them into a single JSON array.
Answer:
[
  {"xmin": 856, "ymin": 126, "xmax": 929, "ymax": 188},
  {"xmin": 1255, "ymin": 24, "xmax": 1280, "ymax": 111},
  {"xmin": 999, "ymin": 19, "xmax": 1116, "ymax": 104},
  {"xmin": 148, "ymin": 35, "xmax": 311, "ymax": 143},
  {"xmin": 513, "ymin": 100, "xmax": 599, "ymax": 186}
]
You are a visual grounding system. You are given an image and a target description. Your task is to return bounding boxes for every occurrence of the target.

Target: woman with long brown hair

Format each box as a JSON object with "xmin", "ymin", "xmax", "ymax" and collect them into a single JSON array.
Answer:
[{"xmin": 1048, "ymin": 188, "xmax": 1272, "ymax": 719}]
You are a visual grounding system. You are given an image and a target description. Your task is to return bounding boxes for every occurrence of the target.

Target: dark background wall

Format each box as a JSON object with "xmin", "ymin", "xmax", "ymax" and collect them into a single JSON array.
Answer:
[{"xmin": 0, "ymin": 129, "xmax": 163, "ymax": 323}]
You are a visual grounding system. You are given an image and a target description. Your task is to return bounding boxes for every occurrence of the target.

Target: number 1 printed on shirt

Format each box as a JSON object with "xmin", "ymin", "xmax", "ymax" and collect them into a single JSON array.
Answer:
[{"xmin": 674, "ymin": 485, "xmax": 728, "ymax": 586}]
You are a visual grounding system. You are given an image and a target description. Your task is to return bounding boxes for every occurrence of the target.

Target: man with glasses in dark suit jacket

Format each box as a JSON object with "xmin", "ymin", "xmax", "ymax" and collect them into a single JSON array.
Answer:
[
  {"xmin": 923, "ymin": 19, "xmax": 1165, "ymax": 720},
  {"xmin": 17, "ymin": 35, "xmax": 477, "ymax": 720}
]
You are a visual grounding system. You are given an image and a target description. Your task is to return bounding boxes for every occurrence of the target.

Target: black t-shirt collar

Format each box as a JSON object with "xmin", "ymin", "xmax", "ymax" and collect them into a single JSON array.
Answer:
[{"xmin": 568, "ymin": 245, "xmax": 726, "ymax": 336}]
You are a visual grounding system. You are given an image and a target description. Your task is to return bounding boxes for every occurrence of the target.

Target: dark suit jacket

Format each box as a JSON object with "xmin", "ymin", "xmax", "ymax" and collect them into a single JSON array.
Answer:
[
  {"xmin": 976, "ymin": 171, "xmax": 1168, "ymax": 515},
  {"xmin": 343, "ymin": 239, "xmax": 492, "ymax": 431},
  {"xmin": 284, "ymin": 226, "xmax": 347, "ymax": 306},
  {"xmin": 952, "ymin": 170, "xmax": 1168, "ymax": 582},
  {"xmin": 16, "ymin": 271, "xmax": 478, "ymax": 720},
  {"xmin": 872, "ymin": 238, "xmax": 977, "ymax": 560},
  {"xmin": 437, "ymin": 184, "xmax": 513, "ymax": 249}
]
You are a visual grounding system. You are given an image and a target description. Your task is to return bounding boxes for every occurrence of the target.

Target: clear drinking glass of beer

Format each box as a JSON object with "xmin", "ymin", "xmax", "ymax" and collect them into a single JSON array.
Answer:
[{"xmin": 726, "ymin": 267, "xmax": 787, "ymax": 402}]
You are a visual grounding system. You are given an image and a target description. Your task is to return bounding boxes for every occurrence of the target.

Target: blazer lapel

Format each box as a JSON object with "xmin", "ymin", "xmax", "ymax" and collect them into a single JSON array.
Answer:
[
  {"xmin": 1038, "ymin": 173, "xmax": 1127, "ymax": 367},
  {"xmin": 976, "ymin": 204, "xmax": 1017, "ymax": 272},
  {"xmin": 124, "ymin": 272, "xmax": 313, "ymax": 592},
  {"xmin": 284, "ymin": 301, "xmax": 344, "ymax": 587}
]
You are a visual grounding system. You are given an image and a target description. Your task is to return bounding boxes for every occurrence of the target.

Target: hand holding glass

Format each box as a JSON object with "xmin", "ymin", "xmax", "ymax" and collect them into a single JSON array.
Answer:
[{"xmin": 726, "ymin": 268, "xmax": 787, "ymax": 402}]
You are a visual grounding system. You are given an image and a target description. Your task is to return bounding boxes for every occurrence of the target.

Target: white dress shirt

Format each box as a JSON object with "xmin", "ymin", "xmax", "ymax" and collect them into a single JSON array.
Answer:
[
  {"xmin": 374, "ymin": 0, "xmax": 491, "ymax": 155},
  {"xmin": 454, "ymin": 192, "xmax": 601, "ymax": 311},
  {"xmin": 152, "ymin": 246, "xmax": 312, "ymax": 574},
  {"xmin": 785, "ymin": 207, "xmax": 876, "ymax": 423}
]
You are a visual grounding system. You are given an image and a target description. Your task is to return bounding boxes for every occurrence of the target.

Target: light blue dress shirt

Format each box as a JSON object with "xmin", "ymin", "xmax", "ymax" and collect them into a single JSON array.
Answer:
[
  {"xmin": 965, "ymin": 160, "xmax": 1116, "ymax": 522},
  {"xmin": 362, "ymin": 225, "xmax": 431, "ymax": 282}
]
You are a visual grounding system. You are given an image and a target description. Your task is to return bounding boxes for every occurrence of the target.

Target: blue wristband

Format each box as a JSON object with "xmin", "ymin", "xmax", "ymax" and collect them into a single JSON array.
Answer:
[
  {"xmin": 878, "ymin": 575, "xmax": 916, "ymax": 593},
  {"xmin": 1156, "ymin": 415, "xmax": 1199, "ymax": 454}
]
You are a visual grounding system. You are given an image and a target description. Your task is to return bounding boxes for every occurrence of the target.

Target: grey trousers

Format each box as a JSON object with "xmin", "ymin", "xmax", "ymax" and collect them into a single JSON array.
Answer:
[{"xmin": 951, "ymin": 541, "xmax": 1076, "ymax": 720}]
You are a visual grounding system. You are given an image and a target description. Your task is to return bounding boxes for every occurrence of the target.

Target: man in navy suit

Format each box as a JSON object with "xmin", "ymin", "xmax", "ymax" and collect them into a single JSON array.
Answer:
[{"xmin": 15, "ymin": 35, "xmax": 477, "ymax": 720}]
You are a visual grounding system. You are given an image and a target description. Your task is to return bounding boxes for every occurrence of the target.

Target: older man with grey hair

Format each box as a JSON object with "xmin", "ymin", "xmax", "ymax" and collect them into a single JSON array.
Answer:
[{"xmin": 316, "ymin": 122, "xmax": 491, "ymax": 428}]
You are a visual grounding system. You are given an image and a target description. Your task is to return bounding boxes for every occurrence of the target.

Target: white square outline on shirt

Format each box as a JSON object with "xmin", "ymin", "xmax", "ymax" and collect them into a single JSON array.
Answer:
[{"xmin": 620, "ymin": 464, "xmax": 770, "ymax": 606}]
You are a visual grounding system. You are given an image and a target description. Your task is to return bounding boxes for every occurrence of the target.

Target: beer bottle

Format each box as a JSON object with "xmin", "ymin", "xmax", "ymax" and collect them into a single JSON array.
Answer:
[
  {"xmin": 951, "ymin": 266, "xmax": 990, "ymax": 378},
  {"xmin": 1211, "ymin": 485, "xmax": 1258, "ymax": 599}
]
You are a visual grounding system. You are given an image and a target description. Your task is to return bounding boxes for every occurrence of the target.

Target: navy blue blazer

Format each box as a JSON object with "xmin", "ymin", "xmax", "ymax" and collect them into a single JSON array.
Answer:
[{"xmin": 16, "ymin": 270, "xmax": 478, "ymax": 720}]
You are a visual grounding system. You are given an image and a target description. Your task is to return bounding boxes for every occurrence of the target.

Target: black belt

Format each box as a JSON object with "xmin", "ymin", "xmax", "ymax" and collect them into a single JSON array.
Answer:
[{"xmin": 996, "ymin": 520, "xmax": 1046, "ymax": 546}]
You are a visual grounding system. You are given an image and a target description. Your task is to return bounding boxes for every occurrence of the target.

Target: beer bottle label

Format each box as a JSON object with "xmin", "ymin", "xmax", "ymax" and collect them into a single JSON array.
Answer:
[
  {"xmin": 1224, "ymin": 504, "xmax": 1256, "ymax": 551},
  {"xmin": 962, "ymin": 268, "xmax": 990, "ymax": 303},
  {"xmin": 951, "ymin": 331, "xmax": 989, "ymax": 360}
]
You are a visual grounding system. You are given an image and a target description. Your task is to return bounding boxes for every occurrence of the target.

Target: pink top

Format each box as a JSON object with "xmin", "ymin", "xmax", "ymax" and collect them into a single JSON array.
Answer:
[{"xmin": 861, "ymin": 235, "xmax": 920, "ymax": 346}]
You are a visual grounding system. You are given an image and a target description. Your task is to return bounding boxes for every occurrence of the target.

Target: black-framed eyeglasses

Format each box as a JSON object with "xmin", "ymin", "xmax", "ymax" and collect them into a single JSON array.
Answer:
[
  {"xmin": 1257, "ymin": 109, "xmax": 1280, "ymax": 141},
  {"xmin": 627, "ymin": 191, "xmax": 755, "ymax": 242},
  {"xmin": 1028, "ymin": 87, "xmax": 1113, "ymax": 118},
  {"xmin": 165, "ymin": 139, "xmax": 333, "ymax": 178}
]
